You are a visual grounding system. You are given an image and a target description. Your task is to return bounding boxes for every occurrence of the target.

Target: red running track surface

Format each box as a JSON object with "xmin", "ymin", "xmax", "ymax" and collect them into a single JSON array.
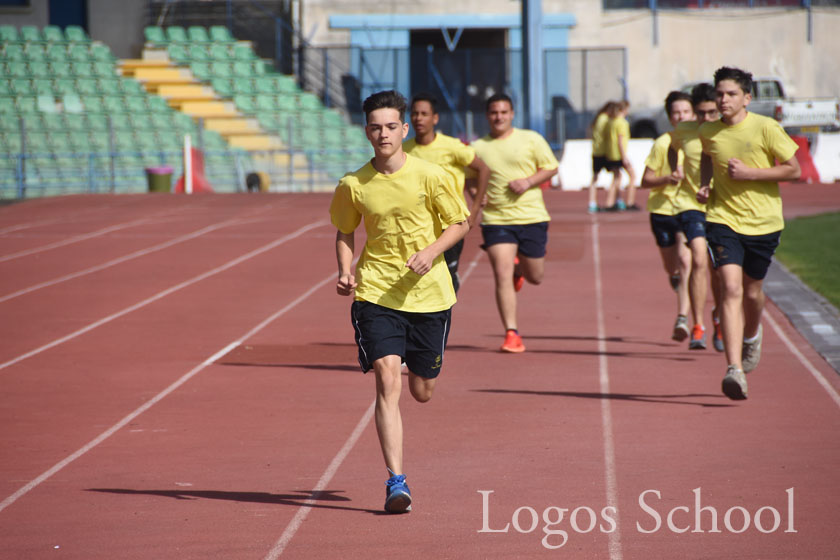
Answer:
[{"xmin": 0, "ymin": 186, "xmax": 838, "ymax": 559}]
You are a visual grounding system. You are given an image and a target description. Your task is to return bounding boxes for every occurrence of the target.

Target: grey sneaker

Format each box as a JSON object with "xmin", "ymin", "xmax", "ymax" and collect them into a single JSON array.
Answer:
[
  {"xmin": 742, "ymin": 325, "xmax": 763, "ymax": 373},
  {"xmin": 722, "ymin": 365, "xmax": 748, "ymax": 400},
  {"xmin": 672, "ymin": 315, "xmax": 690, "ymax": 341}
]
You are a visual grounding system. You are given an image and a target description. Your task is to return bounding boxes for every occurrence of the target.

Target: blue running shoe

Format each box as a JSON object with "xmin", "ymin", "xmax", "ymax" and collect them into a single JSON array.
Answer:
[{"xmin": 384, "ymin": 472, "xmax": 412, "ymax": 513}]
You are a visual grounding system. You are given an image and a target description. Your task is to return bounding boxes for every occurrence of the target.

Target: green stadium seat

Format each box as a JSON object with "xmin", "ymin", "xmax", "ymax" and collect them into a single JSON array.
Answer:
[
  {"xmin": 32, "ymin": 79, "xmax": 53, "ymax": 95},
  {"xmin": 255, "ymin": 94, "xmax": 275, "ymax": 112},
  {"xmin": 276, "ymin": 95, "xmax": 296, "ymax": 112},
  {"xmin": 28, "ymin": 61, "xmax": 51, "ymax": 77},
  {"xmin": 131, "ymin": 113, "xmax": 153, "ymax": 130},
  {"xmin": 188, "ymin": 26, "xmax": 210, "ymax": 43},
  {"xmin": 42, "ymin": 26, "xmax": 65, "ymax": 43},
  {"xmin": 10, "ymin": 80, "xmax": 34, "ymax": 95},
  {"xmin": 4, "ymin": 45, "xmax": 26, "ymax": 61},
  {"xmin": 166, "ymin": 26, "xmax": 188, "ymax": 43},
  {"xmin": 125, "ymin": 96, "xmax": 148, "ymax": 114},
  {"xmin": 210, "ymin": 61, "xmax": 232, "ymax": 79},
  {"xmin": 92, "ymin": 61, "xmax": 115, "ymax": 76},
  {"xmin": 210, "ymin": 78, "xmax": 233, "ymax": 97},
  {"xmin": 187, "ymin": 44, "xmax": 209, "ymax": 62},
  {"xmin": 49, "ymin": 61, "xmax": 73, "ymax": 78},
  {"xmin": 16, "ymin": 96, "xmax": 38, "ymax": 113},
  {"xmin": 85, "ymin": 113, "xmax": 108, "ymax": 130},
  {"xmin": 231, "ymin": 79, "xmax": 254, "ymax": 95},
  {"xmin": 209, "ymin": 26, "xmax": 234, "ymax": 43},
  {"xmin": 65, "ymin": 25, "xmax": 89, "ymax": 43},
  {"xmin": 102, "ymin": 96, "xmax": 125, "ymax": 113},
  {"xmin": 24, "ymin": 44, "xmax": 46, "ymax": 61},
  {"xmin": 37, "ymin": 94, "xmax": 58, "ymax": 113},
  {"xmin": 232, "ymin": 44, "xmax": 255, "ymax": 61},
  {"xmin": 0, "ymin": 25, "xmax": 18, "ymax": 42},
  {"xmin": 298, "ymin": 92, "xmax": 321, "ymax": 111},
  {"xmin": 20, "ymin": 26, "xmax": 41, "ymax": 43},
  {"xmin": 63, "ymin": 93, "xmax": 85, "ymax": 113},
  {"xmin": 96, "ymin": 78, "xmax": 120, "ymax": 96},
  {"xmin": 275, "ymin": 75, "xmax": 298, "ymax": 93},
  {"xmin": 253, "ymin": 77, "xmax": 274, "ymax": 94},
  {"xmin": 69, "ymin": 61, "xmax": 91, "ymax": 76},
  {"xmin": 208, "ymin": 44, "xmax": 231, "ymax": 60},
  {"xmin": 0, "ymin": 113, "xmax": 18, "ymax": 129},
  {"xmin": 53, "ymin": 79, "xmax": 76, "ymax": 95},
  {"xmin": 167, "ymin": 44, "xmax": 190, "ymax": 64},
  {"xmin": 67, "ymin": 43, "xmax": 90, "ymax": 61},
  {"xmin": 74, "ymin": 79, "xmax": 97, "ymax": 95},
  {"xmin": 233, "ymin": 95, "xmax": 255, "ymax": 113},
  {"xmin": 190, "ymin": 62, "xmax": 212, "ymax": 81},
  {"xmin": 90, "ymin": 43, "xmax": 113, "ymax": 62},
  {"xmin": 150, "ymin": 112, "xmax": 173, "ymax": 130},
  {"xmin": 144, "ymin": 26, "xmax": 167, "ymax": 45},
  {"xmin": 110, "ymin": 114, "xmax": 132, "ymax": 130},
  {"xmin": 232, "ymin": 61, "xmax": 255, "ymax": 77},
  {"xmin": 146, "ymin": 96, "xmax": 169, "ymax": 113},
  {"xmin": 0, "ymin": 81, "xmax": 11, "ymax": 96},
  {"xmin": 52, "ymin": 43, "xmax": 76, "ymax": 61},
  {"xmin": 64, "ymin": 113, "xmax": 86, "ymax": 131},
  {"xmin": 118, "ymin": 79, "xmax": 145, "ymax": 96}
]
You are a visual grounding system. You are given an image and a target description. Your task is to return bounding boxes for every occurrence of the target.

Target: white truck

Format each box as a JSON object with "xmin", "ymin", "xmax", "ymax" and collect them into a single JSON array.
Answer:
[{"xmin": 630, "ymin": 78, "xmax": 840, "ymax": 146}]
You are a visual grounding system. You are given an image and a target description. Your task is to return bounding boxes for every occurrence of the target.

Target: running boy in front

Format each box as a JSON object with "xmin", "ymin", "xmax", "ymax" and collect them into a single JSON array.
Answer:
[
  {"xmin": 329, "ymin": 90, "xmax": 470, "ymax": 512},
  {"xmin": 697, "ymin": 67, "xmax": 800, "ymax": 400}
]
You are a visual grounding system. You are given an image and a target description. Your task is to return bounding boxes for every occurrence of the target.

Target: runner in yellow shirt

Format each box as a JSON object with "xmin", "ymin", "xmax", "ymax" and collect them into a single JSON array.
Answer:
[
  {"xmin": 604, "ymin": 100, "xmax": 638, "ymax": 211},
  {"xmin": 697, "ymin": 67, "xmax": 800, "ymax": 400},
  {"xmin": 471, "ymin": 93, "xmax": 559, "ymax": 353},
  {"xmin": 586, "ymin": 101, "xmax": 615, "ymax": 212},
  {"xmin": 639, "ymin": 90, "xmax": 693, "ymax": 342},
  {"xmin": 668, "ymin": 83, "xmax": 724, "ymax": 352},
  {"xmin": 404, "ymin": 92, "xmax": 491, "ymax": 292},
  {"xmin": 330, "ymin": 90, "xmax": 469, "ymax": 511}
]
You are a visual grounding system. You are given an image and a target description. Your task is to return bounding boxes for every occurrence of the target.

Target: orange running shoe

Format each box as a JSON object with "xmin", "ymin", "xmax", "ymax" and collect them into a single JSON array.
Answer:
[
  {"xmin": 500, "ymin": 330, "xmax": 525, "ymax": 353},
  {"xmin": 513, "ymin": 257, "xmax": 524, "ymax": 292}
]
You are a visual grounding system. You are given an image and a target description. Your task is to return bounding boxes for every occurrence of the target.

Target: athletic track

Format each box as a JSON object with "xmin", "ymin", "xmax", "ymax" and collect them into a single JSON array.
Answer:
[{"xmin": 0, "ymin": 184, "xmax": 838, "ymax": 559}]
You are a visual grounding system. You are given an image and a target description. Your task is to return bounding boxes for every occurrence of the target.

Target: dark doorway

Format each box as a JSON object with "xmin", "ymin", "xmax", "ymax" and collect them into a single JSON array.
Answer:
[
  {"xmin": 409, "ymin": 28, "xmax": 507, "ymax": 137},
  {"xmin": 49, "ymin": 0, "xmax": 88, "ymax": 30}
]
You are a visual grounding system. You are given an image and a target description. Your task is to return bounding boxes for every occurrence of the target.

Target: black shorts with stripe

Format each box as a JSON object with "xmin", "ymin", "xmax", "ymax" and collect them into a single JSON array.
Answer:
[{"xmin": 350, "ymin": 300, "xmax": 452, "ymax": 379}]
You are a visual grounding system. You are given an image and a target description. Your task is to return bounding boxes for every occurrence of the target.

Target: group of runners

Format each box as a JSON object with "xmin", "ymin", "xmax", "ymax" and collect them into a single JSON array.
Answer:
[{"xmin": 328, "ymin": 65, "xmax": 801, "ymax": 514}]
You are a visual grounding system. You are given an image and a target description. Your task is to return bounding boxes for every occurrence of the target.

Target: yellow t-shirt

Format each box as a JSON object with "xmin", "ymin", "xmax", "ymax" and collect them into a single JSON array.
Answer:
[
  {"xmin": 329, "ymin": 154, "xmax": 469, "ymax": 312},
  {"xmin": 470, "ymin": 128, "xmax": 559, "ymax": 225},
  {"xmin": 699, "ymin": 112, "xmax": 799, "ymax": 235},
  {"xmin": 605, "ymin": 116, "xmax": 630, "ymax": 161},
  {"xmin": 669, "ymin": 120, "xmax": 706, "ymax": 213},
  {"xmin": 644, "ymin": 132, "xmax": 682, "ymax": 215},
  {"xmin": 403, "ymin": 133, "xmax": 475, "ymax": 204},
  {"xmin": 591, "ymin": 112, "xmax": 610, "ymax": 157}
]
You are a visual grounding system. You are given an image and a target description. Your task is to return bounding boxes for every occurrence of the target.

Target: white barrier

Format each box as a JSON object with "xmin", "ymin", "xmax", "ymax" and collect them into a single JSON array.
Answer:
[
  {"xmin": 557, "ymin": 139, "xmax": 654, "ymax": 191},
  {"xmin": 812, "ymin": 133, "xmax": 840, "ymax": 183},
  {"xmin": 558, "ymin": 133, "xmax": 840, "ymax": 190}
]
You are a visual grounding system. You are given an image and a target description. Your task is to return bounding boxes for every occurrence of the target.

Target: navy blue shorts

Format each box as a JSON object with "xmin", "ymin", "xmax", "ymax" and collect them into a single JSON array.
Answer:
[
  {"xmin": 481, "ymin": 222, "xmax": 549, "ymax": 258},
  {"xmin": 649, "ymin": 213, "xmax": 681, "ymax": 248},
  {"xmin": 706, "ymin": 222, "xmax": 781, "ymax": 280},
  {"xmin": 592, "ymin": 155, "xmax": 608, "ymax": 174},
  {"xmin": 677, "ymin": 210, "xmax": 707, "ymax": 243},
  {"xmin": 350, "ymin": 300, "xmax": 452, "ymax": 379}
]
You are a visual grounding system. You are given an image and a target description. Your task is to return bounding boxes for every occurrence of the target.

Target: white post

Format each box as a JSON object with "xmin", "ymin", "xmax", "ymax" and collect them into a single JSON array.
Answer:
[{"xmin": 184, "ymin": 133, "xmax": 193, "ymax": 194}]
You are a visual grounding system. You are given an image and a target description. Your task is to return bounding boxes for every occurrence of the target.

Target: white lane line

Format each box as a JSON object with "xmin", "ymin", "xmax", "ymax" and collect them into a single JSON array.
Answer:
[
  {"xmin": 592, "ymin": 221, "xmax": 623, "ymax": 560},
  {"xmin": 0, "ymin": 272, "xmax": 337, "ymax": 514},
  {"xmin": 0, "ymin": 218, "xmax": 155, "ymax": 263},
  {"xmin": 765, "ymin": 311, "xmax": 840, "ymax": 409},
  {"xmin": 0, "ymin": 220, "xmax": 329, "ymax": 373},
  {"xmin": 0, "ymin": 217, "xmax": 263, "ymax": 304},
  {"xmin": 264, "ymin": 248, "xmax": 486, "ymax": 559},
  {"xmin": 263, "ymin": 399, "xmax": 376, "ymax": 560}
]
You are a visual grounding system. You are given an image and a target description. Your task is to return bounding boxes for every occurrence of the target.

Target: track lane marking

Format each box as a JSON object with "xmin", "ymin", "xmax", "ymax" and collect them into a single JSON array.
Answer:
[
  {"xmin": 592, "ymin": 221, "xmax": 623, "ymax": 560},
  {"xmin": 0, "ymin": 220, "xmax": 328, "ymax": 373},
  {"xmin": 0, "ymin": 269, "xmax": 337, "ymax": 514},
  {"xmin": 263, "ymin": 249, "xmax": 485, "ymax": 559}
]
